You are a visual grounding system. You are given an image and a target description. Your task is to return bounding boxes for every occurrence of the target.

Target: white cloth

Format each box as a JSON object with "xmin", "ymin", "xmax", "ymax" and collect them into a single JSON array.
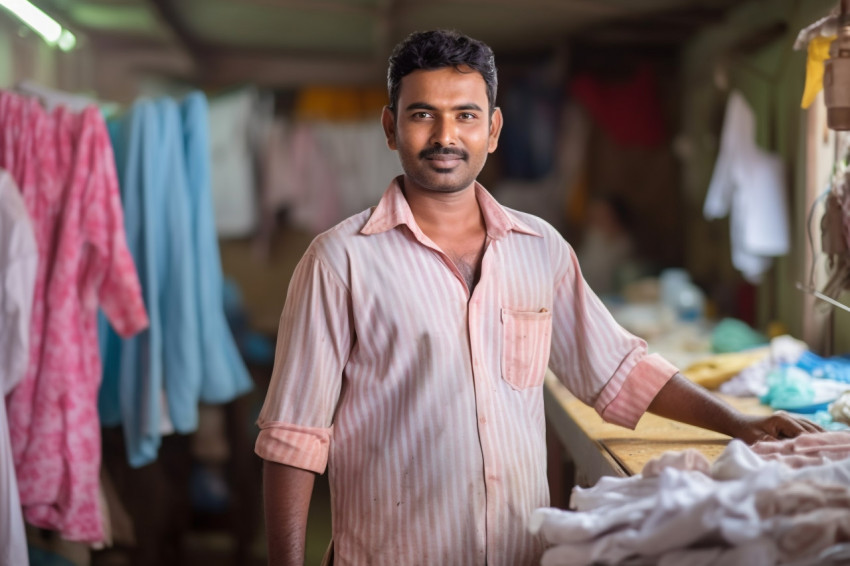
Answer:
[
  {"xmin": 703, "ymin": 91, "xmax": 790, "ymax": 283},
  {"xmin": 207, "ymin": 87, "xmax": 272, "ymax": 237},
  {"xmin": 313, "ymin": 120, "xmax": 402, "ymax": 223},
  {"xmin": 530, "ymin": 439, "xmax": 850, "ymax": 565},
  {"xmin": 0, "ymin": 168, "xmax": 36, "ymax": 566}
]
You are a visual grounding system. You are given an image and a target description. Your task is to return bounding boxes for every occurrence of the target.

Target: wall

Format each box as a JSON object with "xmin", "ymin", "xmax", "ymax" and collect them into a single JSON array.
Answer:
[{"xmin": 0, "ymin": 14, "xmax": 95, "ymax": 92}]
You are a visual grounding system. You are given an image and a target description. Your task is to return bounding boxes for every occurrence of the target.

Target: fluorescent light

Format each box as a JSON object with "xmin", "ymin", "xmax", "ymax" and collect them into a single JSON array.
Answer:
[
  {"xmin": 0, "ymin": 0, "xmax": 76, "ymax": 50},
  {"xmin": 57, "ymin": 28, "xmax": 75, "ymax": 51}
]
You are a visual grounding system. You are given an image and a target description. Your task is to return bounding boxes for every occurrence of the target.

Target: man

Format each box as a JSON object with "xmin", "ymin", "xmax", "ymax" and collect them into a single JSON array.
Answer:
[{"xmin": 256, "ymin": 29, "xmax": 820, "ymax": 566}]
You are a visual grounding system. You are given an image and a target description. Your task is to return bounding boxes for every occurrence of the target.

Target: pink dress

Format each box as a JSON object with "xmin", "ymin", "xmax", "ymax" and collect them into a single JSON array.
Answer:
[{"xmin": 0, "ymin": 91, "xmax": 148, "ymax": 543}]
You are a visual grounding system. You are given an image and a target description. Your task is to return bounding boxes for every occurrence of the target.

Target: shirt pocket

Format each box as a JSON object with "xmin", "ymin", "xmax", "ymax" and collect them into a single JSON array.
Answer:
[{"xmin": 500, "ymin": 308, "xmax": 553, "ymax": 390}]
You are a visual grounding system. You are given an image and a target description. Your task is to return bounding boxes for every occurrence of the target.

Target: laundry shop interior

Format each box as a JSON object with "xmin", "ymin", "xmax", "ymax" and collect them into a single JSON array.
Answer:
[{"xmin": 5, "ymin": 0, "xmax": 850, "ymax": 565}]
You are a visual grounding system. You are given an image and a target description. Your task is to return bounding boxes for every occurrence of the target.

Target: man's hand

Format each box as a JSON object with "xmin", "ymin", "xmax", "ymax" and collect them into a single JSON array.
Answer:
[
  {"xmin": 647, "ymin": 373, "xmax": 824, "ymax": 445},
  {"xmin": 730, "ymin": 411, "xmax": 824, "ymax": 444}
]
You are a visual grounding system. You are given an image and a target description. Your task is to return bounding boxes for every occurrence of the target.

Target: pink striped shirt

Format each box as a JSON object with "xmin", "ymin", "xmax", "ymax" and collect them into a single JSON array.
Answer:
[{"xmin": 255, "ymin": 179, "xmax": 677, "ymax": 565}]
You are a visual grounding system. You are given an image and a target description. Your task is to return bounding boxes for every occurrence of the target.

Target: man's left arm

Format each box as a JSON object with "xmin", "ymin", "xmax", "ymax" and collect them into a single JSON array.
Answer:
[{"xmin": 647, "ymin": 373, "xmax": 823, "ymax": 443}]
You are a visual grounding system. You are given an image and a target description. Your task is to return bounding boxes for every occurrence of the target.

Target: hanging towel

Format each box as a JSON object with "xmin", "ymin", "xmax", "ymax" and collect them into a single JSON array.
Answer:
[
  {"xmin": 703, "ymin": 91, "xmax": 790, "ymax": 283},
  {"xmin": 0, "ymin": 168, "xmax": 37, "ymax": 566}
]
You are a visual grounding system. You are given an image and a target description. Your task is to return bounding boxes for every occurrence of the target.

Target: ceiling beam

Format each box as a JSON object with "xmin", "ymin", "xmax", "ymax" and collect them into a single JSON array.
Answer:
[
  {"xmin": 202, "ymin": 52, "xmax": 386, "ymax": 89},
  {"xmin": 147, "ymin": 0, "xmax": 208, "ymax": 68},
  {"xmin": 239, "ymin": 0, "xmax": 383, "ymax": 17}
]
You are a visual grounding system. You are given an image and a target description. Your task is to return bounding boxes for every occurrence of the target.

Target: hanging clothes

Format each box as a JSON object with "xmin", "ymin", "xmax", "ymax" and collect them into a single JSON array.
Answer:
[
  {"xmin": 0, "ymin": 90, "xmax": 148, "ymax": 543},
  {"xmin": 570, "ymin": 63, "xmax": 667, "ymax": 147},
  {"xmin": 100, "ymin": 98, "xmax": 202, "ymax": 467},
  {"xmin": 703, "ymin": 90, "xmax": 790, "ymax": 284},
  {"xmin": 100, "ymin": 93, "xmax": 252, "ymax": 469},
  {"xmin": 499, "ymin": 76, "xmax": 561, "ymax": 180},
  {"xmin": 258, "ymin": 119, "xmax": 402, "ymax": 239},
  {"xmin": 15, "ymin": 80, "xmax": 121, "ymax": 118},
  {"xmin": 179, "ymin": 92, "xmax": 253, "ymax": 403},
  {"xmin": 1, "ymin": 168, "xmax": 37, "ymax": 566},
  {"xmin": 207, "ymin": 86, "xmax": 271, "ymax": 238}
]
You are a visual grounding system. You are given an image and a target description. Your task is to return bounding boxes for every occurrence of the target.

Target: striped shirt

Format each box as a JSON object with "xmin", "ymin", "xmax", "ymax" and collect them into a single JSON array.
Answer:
[{"xmin": 255, "ymin": 178, "xmax": 677, "ymax": 566}]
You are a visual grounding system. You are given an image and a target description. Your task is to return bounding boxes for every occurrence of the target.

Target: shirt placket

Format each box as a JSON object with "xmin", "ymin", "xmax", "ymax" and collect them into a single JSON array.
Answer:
[{"xmin": 467, "ymin": 242, "xmax": 502, "ymax": 565}]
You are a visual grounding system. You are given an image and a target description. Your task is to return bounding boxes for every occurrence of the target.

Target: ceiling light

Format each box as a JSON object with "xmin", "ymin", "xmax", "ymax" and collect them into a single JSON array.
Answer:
[{"xmin": 0, "ymin": 0, "xmax": 76, "ymax": 50}]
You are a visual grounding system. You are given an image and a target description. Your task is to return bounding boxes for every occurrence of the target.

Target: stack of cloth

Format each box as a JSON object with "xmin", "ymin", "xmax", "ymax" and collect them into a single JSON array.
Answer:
[{"xmin": 530, "ymin": 432, "xmax": 850, "ymax": 565}]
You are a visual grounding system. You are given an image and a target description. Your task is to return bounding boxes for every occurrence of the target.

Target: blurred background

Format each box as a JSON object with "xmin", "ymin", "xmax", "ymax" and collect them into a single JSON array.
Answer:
[{"xmin": 1, "ymin": 0, "xmax": 845, "ymax": 565}]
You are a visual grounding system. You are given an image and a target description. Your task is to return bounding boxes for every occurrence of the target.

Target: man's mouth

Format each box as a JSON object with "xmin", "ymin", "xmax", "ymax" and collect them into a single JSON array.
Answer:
[{"xmin": 421, "ymin": 148, "xmax": 467, "ymax": 167}]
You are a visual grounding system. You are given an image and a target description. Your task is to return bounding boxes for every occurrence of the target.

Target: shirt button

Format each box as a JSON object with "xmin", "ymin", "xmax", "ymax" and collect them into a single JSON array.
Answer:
[{"xmin": 479, "ymin": 416, "xmax": 486, "ymax": 424}]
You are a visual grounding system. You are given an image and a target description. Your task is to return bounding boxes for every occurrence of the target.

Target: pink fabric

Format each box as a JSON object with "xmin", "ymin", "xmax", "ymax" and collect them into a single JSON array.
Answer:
[
  {"xmin": 256, "ymin": 179, "xmax": 675, "ymax": 566},
  {"xmin": 0, "ymin": 91, "xmax": 148, "ymax": 543},
  {"xmin": 752, "ymin": 431, "xmax": 850, "ymax": 468}
]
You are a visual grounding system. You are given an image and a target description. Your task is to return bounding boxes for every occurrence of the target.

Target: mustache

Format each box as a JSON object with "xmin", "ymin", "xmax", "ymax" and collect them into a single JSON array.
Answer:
[{"xmin": 419, "ymin": 147, "xmax": 467, "ymax": 160}]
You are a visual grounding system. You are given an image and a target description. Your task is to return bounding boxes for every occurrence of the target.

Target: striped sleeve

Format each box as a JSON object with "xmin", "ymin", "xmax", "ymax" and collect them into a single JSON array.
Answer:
[
  {"xmin": 254, "ymin": 248, "xmax": 352, "ymax": 472},
  {"xmin": 548, "ymin": 242, "xmax": 677, "ymax": 429}
]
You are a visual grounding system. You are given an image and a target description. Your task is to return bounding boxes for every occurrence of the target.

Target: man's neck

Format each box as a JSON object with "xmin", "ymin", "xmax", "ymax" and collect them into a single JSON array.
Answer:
[{"xmin": 401, "ymin": 178, "xmax": 484, "ymax": 239}]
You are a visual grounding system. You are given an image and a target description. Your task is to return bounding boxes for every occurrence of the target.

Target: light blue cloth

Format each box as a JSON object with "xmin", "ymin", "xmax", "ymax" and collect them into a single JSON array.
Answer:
[
  {"xmin": 100, "ymin": 97, "xmax": 203, "ymax": 467},
  {"xmin": 180, "ymin": 92, "xmax": 253, "ymax": 402},
  {"xmin": 99, "ymin": 102, "xmax": 164, "ymax": 468},
  {"xmin": 100, "ymin": 92, "xmax": 253, "ymax": 468}
]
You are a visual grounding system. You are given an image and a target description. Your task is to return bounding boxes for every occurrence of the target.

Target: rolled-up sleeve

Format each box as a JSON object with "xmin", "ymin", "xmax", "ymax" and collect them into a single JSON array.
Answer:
[
  {"xmin": 593, "ymin": 353, "xmax": 677, "ymax": 429},
  {"xmin": 548, "ymin": 244, "xmax": 678, "ymax": 429},
  {"xmin": 254, "ymin": 249, "xmax": 352, "ymax": 472}
]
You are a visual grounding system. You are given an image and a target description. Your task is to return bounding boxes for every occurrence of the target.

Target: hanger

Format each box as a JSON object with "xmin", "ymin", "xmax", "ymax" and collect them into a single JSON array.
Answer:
[
  {"xmin": 796, "ymin": 282, "xmax": 850, "ymax": 313},
  {"xmin": 14, "ymin": 80, "xmax": 124, "ymax": 118}
]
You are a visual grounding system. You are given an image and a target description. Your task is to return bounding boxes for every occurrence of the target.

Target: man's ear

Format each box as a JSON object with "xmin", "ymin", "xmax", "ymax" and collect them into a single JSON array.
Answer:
[
  {"xmin": 381, "ymin": 106, "xmax": 397, "ymax": 150},
  {"xmin": 488, "ymin": 107, "xmax": 503, "ymax": 154}
]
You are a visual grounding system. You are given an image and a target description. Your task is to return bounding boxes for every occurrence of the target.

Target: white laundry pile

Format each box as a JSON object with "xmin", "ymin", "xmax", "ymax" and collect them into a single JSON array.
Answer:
[{"xmin": 530, "ymin": 436, "xmax": 850, "ymax": 566}]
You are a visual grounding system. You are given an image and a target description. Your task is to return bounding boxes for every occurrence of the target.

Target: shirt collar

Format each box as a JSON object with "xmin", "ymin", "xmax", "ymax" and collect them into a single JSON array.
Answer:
[{"xmin": 361, "ymin": 176, "xmax": 542, "ymax": 240}]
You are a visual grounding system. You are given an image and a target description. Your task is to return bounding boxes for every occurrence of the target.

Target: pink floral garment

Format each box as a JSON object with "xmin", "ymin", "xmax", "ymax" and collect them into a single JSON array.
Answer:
[{"xmin": 0, "ymin": 91, "xmax": 148, "ymax": 543}]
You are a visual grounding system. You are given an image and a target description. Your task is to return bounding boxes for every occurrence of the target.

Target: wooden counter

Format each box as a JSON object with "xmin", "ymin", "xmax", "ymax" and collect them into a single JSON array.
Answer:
[{"xmin": 543, "ymin": 370, "xmax": 772, "ymax": 488}]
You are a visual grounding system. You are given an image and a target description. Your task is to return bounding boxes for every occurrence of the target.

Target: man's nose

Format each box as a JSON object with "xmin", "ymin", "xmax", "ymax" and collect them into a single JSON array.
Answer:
[{"xmin": 430, "ymin": 117, "xmax": 457, "ymax": 147}]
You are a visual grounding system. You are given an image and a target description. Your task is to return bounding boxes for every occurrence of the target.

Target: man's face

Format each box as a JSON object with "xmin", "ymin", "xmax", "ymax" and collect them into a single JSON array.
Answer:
[{"xmin": 382, "ymin": 65, "xmax": 502, "ymax": 194}]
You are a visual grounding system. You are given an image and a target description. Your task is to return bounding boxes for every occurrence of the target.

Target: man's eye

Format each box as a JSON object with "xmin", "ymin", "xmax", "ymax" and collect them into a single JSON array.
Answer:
[
  {"xmin": 459, "ymin": 112, "xmax": 477, "ymax": 120},
  {"xmin": 412, "ymin": 112, "xmax": 432, "ymax": 119}
]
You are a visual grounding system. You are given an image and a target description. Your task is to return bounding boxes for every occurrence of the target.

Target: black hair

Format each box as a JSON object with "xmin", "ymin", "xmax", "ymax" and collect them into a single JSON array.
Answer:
[{"xmin": 386, "ymin": 29, "xmax": 498, "ymax": 115}]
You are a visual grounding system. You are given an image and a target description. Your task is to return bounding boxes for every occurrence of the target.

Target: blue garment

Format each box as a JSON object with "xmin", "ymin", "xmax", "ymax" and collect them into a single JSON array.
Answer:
[
  {"xmin": 796, "ymin": 350, "xmax": 850, "ymax": 384},
  {"xmin": 100, "ymin": 98, "xmax": 203, "ymax": 467},
  {"xmin": 99, "ymin": 102, "xmax": 164, "ymax": 467},
  {"xmin": 180, "ymin": 92, "xmax": 253, "ymax": 402}
]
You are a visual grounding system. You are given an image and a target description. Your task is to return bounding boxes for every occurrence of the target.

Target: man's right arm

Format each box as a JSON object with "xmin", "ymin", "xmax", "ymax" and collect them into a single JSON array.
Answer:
[{"xmin": 263, "ymin": 460, "xmax": 317, "ymax": 566}]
